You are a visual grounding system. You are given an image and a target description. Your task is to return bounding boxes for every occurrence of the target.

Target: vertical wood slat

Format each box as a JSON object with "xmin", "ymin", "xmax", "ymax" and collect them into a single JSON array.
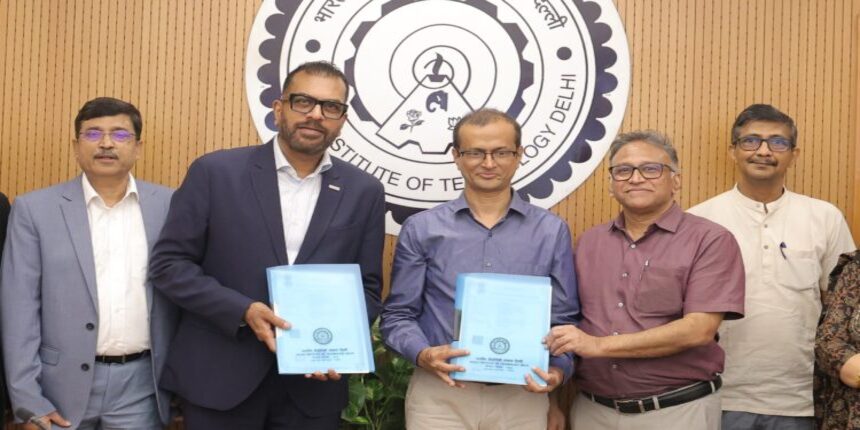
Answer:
[{"xmin": 846, "ymin": 14, "xmax": 860, "ymax": 235}]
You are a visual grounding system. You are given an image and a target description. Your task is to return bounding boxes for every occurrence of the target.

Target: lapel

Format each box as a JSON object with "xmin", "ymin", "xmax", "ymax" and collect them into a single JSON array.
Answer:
[
  {"xmin": 59, "ymin": 176, "xmax": 99, "ymax": 312},
  {"xmin": 295, "ymin": 160, "xmax": 344, "ymax": 264},
  {"xmin": 138, "ymin": 181, "xmax": 160, "ymax": 312},
  {"xmin": 251, "ymin": 140, "xmax": 289, "ymax": 266}
]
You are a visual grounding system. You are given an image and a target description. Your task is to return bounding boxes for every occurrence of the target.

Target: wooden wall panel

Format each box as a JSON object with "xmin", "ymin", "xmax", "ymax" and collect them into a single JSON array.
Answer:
[
  {"xmin": 0, "ymin": 0, "xmax": 859, "ymax": 428},
  {"xmin": 0, "ymin": 0, "xmax": 262, "ymax": 197},
  {"xmin": 853, "ymin": 12, "xmax": 860, "ymax": 236}
]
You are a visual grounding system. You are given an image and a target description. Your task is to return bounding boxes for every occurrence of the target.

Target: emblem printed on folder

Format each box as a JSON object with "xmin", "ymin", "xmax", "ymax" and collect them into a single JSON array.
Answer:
[
  {"xmin": 313, "ymin": 327, "xmax": 333, "ymax": 345},
  {"xmin": 490, "ymin": 337, "xmax": 511, "ymax": 355},
  {"xmin": 246, "ymin": 0, "xmax": 630, "ymax": 234}
]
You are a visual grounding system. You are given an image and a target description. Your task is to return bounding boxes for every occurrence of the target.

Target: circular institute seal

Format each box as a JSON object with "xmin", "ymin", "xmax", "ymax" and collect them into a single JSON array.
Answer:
[
  {"xmin": 246, "ymin": 0, "xmax": 630, "ymax": 234},
  {"xmin": 489, "ymin": 337, "xmax": 510, "ymax": 355},
  {"xmin": 313, "ymin": 327, "xmax": 334, "ymax": 345}
]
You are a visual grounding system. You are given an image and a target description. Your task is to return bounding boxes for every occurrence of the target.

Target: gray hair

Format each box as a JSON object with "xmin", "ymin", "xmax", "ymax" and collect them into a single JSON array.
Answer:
[{"xmin": 608, "ymin": 130, "xmax": 679, "ymax": 169}]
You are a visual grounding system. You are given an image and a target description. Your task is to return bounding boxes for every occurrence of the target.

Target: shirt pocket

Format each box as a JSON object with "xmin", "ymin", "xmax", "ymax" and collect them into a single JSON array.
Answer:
[
  {"xmin": 633, "ymin": 266, "xmax": 685, "ymax": 316},
  {"xmin": 777, "ymin": 249, "xmax": 820, "ymax": 290}
]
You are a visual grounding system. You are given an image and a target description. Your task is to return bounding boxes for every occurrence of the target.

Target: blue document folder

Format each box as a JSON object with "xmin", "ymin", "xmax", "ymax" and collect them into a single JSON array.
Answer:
[
  {"xmin": 266, "ymin": 264, "xmax": 375, "ymax": 374},
  {"xmin": 450, "ymin": 273, "xmax": 552, "ymax": 386}
]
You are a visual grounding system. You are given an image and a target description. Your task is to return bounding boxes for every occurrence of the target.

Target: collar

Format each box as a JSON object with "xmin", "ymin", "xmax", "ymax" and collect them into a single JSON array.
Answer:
[
  {"xmin": 610, "ymin": 201, "xmax": 683, "ymax": 234},
  {"xmin": 273, "ymin": 135, "xmax": 333, "ymax": 179},
  {"xmin": 81, "ymin": 174, "xmax": 138, "ymax": 207},
  {"xmin": 729, "ymin": 184, "xmax": 790, "ymax": 214},
  {"xmin": 451, "ymin": 189, "xmax": 529, "ymax": 217}
]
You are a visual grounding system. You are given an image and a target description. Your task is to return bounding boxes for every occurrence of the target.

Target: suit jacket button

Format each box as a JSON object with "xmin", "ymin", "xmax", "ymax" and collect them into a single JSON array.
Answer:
[
  {"xmin": 86, "ymin": 323, "xmax": 95, "ymax": 330},
  {"xmin": 81, "ymin": 364, "xmax": 90, "ymax": 371}
]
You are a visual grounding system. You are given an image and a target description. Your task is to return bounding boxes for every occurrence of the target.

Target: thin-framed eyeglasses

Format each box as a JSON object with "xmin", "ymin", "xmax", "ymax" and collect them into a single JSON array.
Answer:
[
  {"xmin": 78, "ymin": 129, "xmax": 137, "ymax": 143},
  {"xmin": 281, "ymin": 93, "xmax": 348, "ymax": 119},
  {"xmin": 733, "ymin": 135, "xmax": 793, "ymax": 152},
  {"xmin": 608, "ymin": 163, "xmax": 675, "ymax": 181},
  {"xmin": 456, "ymin": 148, "xmax": 519, "ymax": 162}
]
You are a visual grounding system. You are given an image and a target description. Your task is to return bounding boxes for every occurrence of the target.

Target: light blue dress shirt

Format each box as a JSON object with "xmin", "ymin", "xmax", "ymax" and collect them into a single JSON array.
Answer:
[{"xmin": 381, "ymin": 191, "xmax": 581, "ymax": 381}]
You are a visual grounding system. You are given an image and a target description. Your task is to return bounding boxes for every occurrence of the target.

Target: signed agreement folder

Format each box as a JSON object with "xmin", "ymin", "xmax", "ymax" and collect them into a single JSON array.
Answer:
[
  {"xmin": 450, "ymin": 273, "xmax": 552, "ymax": 386},
  {"xmin": 266, "ymin": 264, "xmax": 375, "ymax": 374}
]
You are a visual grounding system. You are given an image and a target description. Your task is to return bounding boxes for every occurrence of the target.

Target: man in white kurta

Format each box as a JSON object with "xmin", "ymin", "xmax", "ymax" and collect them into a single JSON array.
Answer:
[{"xmin": 689, "ymin": 104, "xmax": 855, "ymax": 430}]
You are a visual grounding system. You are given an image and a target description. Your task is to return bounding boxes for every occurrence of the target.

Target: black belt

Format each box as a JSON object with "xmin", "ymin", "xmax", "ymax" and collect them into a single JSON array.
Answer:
[
  {"xmin": 583, "ymin": 375, "xmax": 721, "ymax": 414},
  {"xmin": 95, "ymin": 350, "xmax": 150, "ymax": 364}
]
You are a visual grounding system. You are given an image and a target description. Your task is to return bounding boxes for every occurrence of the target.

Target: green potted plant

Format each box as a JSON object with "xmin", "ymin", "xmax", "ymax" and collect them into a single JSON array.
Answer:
[{"xmin": 341, "ymin": 320, "xmax": 413, "ymax": 429}]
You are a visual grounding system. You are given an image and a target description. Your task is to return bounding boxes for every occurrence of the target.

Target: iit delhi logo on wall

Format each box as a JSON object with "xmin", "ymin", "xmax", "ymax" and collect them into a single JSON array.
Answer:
[{"xmin": 246, "ymin": 0, "xmax": 630, "ymax": 234}]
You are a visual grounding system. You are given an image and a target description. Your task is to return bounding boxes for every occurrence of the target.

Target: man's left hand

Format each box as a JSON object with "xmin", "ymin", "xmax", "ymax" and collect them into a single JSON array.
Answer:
[
  {"xmin": 523, "ymin": 366, "xmax": 563, "ymax": 393},
  {"xmin": 305, "ymin": 368, "xmax": 342, "ymax": 382},
  {"xmin": 545, "ymin": 324, "xmax": 601, "ymax": 357}
]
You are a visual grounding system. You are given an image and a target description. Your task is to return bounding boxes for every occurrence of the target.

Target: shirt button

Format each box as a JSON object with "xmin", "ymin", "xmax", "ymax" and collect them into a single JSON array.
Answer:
[
  {"xmin": 617, "ymin": 302, "xmax": 624, "ymax": 308},
  {"xmin": 763, "ymin": 245, "xmax": 769, "ymax": 250},
  {"xmin": 611, "ymin": 364, "xmax": 619, "ymax": 369},
  {"xmin": 86, "ymin": 323, "xmax": 95, "ymax": 330},
  {"xmin": 630, "ymin": 244, "xmax": 637, "ymax": 249},
  {"xmin": 485, "ymin": 262, "xmax": 491, "ymax": 267},
  {"xmin": 81, "ymin": 363, "xmax": 90, "ymax": 371},
  {"xmin": 488, "ymin": 232, "xmax": 493, "ymax": 237},
  {"xmin": 763, "ymin": 224, "xmax": 768, "ymax": 228},
  {"xmin": 621, "ymin": 272, "xmax": 628, "ymax": 278}
]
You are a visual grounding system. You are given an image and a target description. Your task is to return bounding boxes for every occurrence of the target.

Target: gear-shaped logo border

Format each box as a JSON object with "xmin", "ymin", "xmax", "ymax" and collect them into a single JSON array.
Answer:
[{"xmin": 247, "ymin": 0, "xmax": 629, "ymax": 232}]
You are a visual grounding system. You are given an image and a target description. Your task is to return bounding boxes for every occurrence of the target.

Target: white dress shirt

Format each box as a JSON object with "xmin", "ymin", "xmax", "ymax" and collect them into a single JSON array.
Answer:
[
  {"xmin": 82, "ymin": 174, "xmax": 150, "ymax": 355},
  {"xmin": 689, "ymin": 186, "xmax": 856, "ymax": 416},
  {"xmin": 273, "ymin": 139, "xmax": 332, "ymax": 263}
]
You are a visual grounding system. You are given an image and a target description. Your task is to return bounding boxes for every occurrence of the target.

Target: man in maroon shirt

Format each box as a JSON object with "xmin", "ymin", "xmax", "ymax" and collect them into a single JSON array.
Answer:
[{"xmin": 545, "ymin": 130, "xmax": 745, "ymax": 429}]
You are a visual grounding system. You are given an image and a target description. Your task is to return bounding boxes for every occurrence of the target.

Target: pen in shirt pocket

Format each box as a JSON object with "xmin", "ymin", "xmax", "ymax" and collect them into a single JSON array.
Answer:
[
  {"xmin": 639, "ymin": 258, "xmax": 650, "ymax": 281},
  {"xmin": 779, "ymin": 242, "xmax": 788, "ymax": 260}
]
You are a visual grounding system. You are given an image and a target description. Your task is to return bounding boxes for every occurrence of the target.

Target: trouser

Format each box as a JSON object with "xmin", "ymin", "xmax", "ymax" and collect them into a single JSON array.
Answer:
[
  {"xmin": 405, "ymin": 367, "xmax": 549, "ymax": 430},
  {"xmin": 571, "ymin": 390, "xmax": 721, "ymax": 430}
]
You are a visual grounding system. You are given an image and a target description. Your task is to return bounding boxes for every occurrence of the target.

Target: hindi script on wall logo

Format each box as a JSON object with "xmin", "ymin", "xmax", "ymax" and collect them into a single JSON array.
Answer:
[{"xmin": 246, "ymin": 0, "xmax": 630, "ymax": 234}]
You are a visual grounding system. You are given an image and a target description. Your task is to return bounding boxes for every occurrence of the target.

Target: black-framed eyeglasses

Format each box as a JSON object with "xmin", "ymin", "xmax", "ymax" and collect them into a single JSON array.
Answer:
[
  {"xmin": 78, "ymin": 129, "xmax": 137, "ymax": 143},
  {"xmin": 733, "ymin": 135, "xmax": 793, "ymax": 152},
  {"xmin": 456, "ymin": 149, "xmax": 519, "ymax": 162},
  {"xmin": 608, "ymin": 163, "xmax": 675, "ymax": 181},
  {"xmin": 281, "ymin": 93, "xmax": 348, "ymax": 119}
]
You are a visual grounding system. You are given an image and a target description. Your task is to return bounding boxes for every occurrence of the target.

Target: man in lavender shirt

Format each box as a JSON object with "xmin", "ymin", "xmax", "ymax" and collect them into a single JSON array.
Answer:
[
  {"xmin": 380, "ymin": 108, "xmax": 580, "ymax": 429},
  {"xmin": 546, "ymin": 130, "xmax": 745, "ymax": 430}
]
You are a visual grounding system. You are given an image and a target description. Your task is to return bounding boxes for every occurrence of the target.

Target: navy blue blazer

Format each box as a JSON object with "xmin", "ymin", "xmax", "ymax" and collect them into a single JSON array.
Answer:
[{"xmin": 149, "ymin": 140, "xmax": 385, "ymax": 415}]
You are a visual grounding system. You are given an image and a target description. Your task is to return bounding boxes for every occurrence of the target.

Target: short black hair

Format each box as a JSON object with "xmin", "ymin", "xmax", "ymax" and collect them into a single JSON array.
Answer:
[
  {"xmin": 452, "ymin": 108, "xmax": 521, "ymax": 149},
  {"xmin": 732, "ymin": 104, "xmax": 797, "ymax": 147},
  {"xmin": 74, "ymin": 97, "xmax": 143, "ymax": 138},
  {"xmin": 281, "ymin": 61, "xmax": 350, "ymax": 101}
]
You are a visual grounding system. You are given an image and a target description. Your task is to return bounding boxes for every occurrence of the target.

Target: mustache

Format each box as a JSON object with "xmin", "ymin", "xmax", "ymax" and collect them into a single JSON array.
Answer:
[
  {"xmin": 297, "ymin": 120, "xmax": 325, "ymax": 131},
  {"xmin": 94, "ymin": 151, "xmax": 118, "ymax": 159},
  {"xmin": 748, "ymin": 157, "xmax": 777, "ymax": 166}
]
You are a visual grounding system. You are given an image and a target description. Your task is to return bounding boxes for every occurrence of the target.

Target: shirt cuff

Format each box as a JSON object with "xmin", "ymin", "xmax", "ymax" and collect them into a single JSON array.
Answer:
[
  {"xmin": 402, "ymin": 339, "xmax": 432, "ymax": 366},
  {"xmin": 550, "ymin": 353, "xmax": 574, "ymax": 384}
]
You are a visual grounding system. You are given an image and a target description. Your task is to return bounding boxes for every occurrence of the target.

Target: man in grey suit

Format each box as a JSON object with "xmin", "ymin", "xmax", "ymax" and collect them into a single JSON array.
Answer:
[{"xmin": 1, "ymin": 97, "xmax": 176, "ymax": 429}]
